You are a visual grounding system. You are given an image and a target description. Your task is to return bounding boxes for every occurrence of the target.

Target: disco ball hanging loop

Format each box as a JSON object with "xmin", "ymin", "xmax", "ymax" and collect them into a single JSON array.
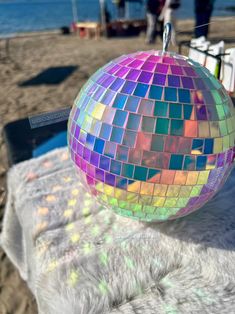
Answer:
[
  {"xmin": 163, "ymin": 23, "xmax": 172, "ymax": 53},
  {"xmin": 68, "ymin": 24, "xmax": 235, "ymax": 222}
]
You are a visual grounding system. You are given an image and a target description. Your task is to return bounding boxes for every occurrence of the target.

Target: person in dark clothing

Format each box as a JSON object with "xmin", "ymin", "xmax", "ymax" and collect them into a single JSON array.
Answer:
[
  {"xmin": 194, "ymin": 0, "xmax": 215, "ymax": 38},
  {"xmin": 113, "ymin": 0, "xmax": 126, "ymax": 19},
  {"xmin": 146, "ymin": 0, "xmax": 165, "ymax": 44}
]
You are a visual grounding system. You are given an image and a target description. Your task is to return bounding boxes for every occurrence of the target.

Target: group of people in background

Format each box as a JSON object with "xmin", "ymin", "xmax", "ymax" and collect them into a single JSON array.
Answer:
[{"xmin": 146, "ymin": 0, "xmax": 215, "ymax": 45}]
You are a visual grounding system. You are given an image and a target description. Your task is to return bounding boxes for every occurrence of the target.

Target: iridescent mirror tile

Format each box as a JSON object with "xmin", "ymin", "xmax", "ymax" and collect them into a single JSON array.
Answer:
[
  {"xmin": 138, "ymin": 99, "xmax": 154, "ymax": 115},
  {"xmin": 153, "ymin": 73, "xmax": 166, "ymax": 86},
  {"xmin": 141, "ymin": 61, "xmax": 155, "ymax": 71},
  {"xmin": 196, "ymin": 105, "xmax": 207, "ymax": 120},
  {"xmin": 155, "ymin": 63, "xmax": 169, "ymax": 74},
  {"xmin": 183, "ymin": 66, "xmax": 197, "ymax": 77},
  {"xmin": 181, "ymin": 76, "xmax": 194, "ymax": 89},
  {"xmin": 129, "ymin": 59, "xmax": 144, "ymax": 69},
  {"xmin": 110, "ymin": 78, "xmax": 125, "ymax": 92},
  {"xmin": 133, "ymin": 83, "xmax": 149, "ymax": 97},
  {"xmin": 170, "ymin": 65, "xmax": 183, "ymax": 75},
  {"xmin": 168, "ymin": 75, "xmax": 181, "ymax": 87},
  {"xmin": 138, "ymin": 71, "xmax": 153, "ymax": 84},
  {"xmin": 125, "ymin": 69, "xmax": 141, "ymax": 81},
  {"xmin": 121, "ymin": 81, "xmax": 137, "ymax": 94}
]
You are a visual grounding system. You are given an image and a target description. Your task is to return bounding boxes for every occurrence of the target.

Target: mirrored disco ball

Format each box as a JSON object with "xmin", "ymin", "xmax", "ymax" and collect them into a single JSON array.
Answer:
[{"xmin": 68, "ymin": 50, "xmax": 235, "ymax": 221}]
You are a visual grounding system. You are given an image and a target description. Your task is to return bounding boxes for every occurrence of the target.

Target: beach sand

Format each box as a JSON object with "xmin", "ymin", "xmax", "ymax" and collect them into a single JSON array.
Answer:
[{"xmin": 0, "ymin": 17, "xmax": 234, "ymax": 314}]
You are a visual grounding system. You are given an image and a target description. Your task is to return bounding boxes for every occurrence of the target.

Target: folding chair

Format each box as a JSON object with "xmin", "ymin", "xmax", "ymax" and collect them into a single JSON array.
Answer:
[
  {"xmin": 205, "ymin": 41, "xmax": 225, "ymax": 78},
  {"xmin": 188, "ymin": 37, "xmax": 211, "ymax": 66},
  {"xmin": 221, "ymin": 48, "xmax": 235, "ymax": 93}
]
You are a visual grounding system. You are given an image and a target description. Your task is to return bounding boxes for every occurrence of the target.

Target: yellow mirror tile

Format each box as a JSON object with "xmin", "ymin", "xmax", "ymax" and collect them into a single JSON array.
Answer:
[
  {"xmin": 140, "ymin": 182, "xmax": 154, "ymax": 195},
  {"xmin": 154, "ymin": 184, "xmax": 168, "ymax": 196},
  {"xmin": 197, "ymin": 171, "xmax": 210, "ymax": 184},
  {"xmin": 152, "ymin": 196, "xmax": 165, "ymax": 207},
  {"xmin": 186, "ymin": 171, "xmax": 199, "ymax": 185}
]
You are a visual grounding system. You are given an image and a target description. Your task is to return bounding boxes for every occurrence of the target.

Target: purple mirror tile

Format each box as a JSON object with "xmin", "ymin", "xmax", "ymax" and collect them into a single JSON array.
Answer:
[
  {"xmin": 147, "ymin": 55, "xmax": 161, "ymax": 63},
  {"xmin": 181, "ymin": 76, "xmax": 194, "ymax": 89},
  {"xmin": 120, "ymin": 57, "xmax": 134, "ymax": 66},
  {"xmin": 168, "ymin": 75, "xmax": 181, "ymax": 87},
  {"xmin": 196, "ymin": 105, "xmax": 207, "ymax": 120},
  {"xmin": 141, "ymin": 61, "xmax": 156, "ymax": 71},
  {"xmin": 194, "ymin": 78, "xmax": 207, "ymax": 90},
  {"xmin": 162, "ymin": 56, "xmax": 175, "ymax": 64},
  {"xmin": 105, "ymin": 173, "xmax": 116, "ymax": 186},
  {"xmin": 110, "ymin": 77, "xmax": 125, "ymax": 91},
  {"xmin": 121, "ymin": 81, "xmax": 137, "ymax": 94},
  {"xmin": 170, "ymin": 65, "xmax": 183, "ymax": 75},
  {"xmin": 153, "ymin": 73, "xmax": 166, "ymax": 86},
  {"xmin": 129, "ymin": 59, "xmax": 144, "ymax": 68},
  {"xmin": 95, "ymin": 168, "xmax": 105, "ymax": 182},
  {"xmin": 101, "ymin": 75, "xmax": 116, "ymax": 88},
  {"xmin": 116, "ymin": 67, "xmax": 130, "ymax": 78},
  {"xmin": 183, "ymin": 66, "xmax": 197, "ymax": 77},
  {"xmin": 155, "ymin": 63, "xmax": 169, "ymax": 74},
  {"xmin": 138, "ymin": 71, "xmax": 153, "ymax": 84},
  {"xmin": 108, "ymin": 64, "xmax": 122, "ymax": 74},
  {"xmin": 217, "ymin": 153, "xmax": 225, "ymax": 167},
  {"xmin": 126, "ymin": 69, "xmax": 141, "ymax": 81}
]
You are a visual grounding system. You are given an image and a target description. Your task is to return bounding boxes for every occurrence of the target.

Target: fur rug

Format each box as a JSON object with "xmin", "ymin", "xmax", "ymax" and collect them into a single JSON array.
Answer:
[{"xmin": 1, "ymin": 148, "xmax": 235, "ymax": 314}]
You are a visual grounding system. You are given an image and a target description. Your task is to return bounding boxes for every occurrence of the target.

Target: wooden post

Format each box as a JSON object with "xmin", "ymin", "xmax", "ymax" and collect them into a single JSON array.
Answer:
[{"xmin": 99, "ymin": 0, "xmax": 108, "ymax": 37}]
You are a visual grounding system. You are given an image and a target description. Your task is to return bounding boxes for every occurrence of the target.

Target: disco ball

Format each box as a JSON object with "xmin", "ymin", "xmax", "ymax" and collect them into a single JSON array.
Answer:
[{"xmin": 68, "ymin": 29, "xmax": 235, "ymax": 221}]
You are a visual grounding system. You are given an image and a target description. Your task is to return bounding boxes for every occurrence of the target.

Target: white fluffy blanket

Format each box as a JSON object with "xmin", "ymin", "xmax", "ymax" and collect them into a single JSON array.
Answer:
[{"xmin": 1, "ymin": 148, "xmax": 235, "ymax": 314}]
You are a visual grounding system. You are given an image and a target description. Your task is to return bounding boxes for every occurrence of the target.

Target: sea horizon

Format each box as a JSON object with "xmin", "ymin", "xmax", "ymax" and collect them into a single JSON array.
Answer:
[{"xmin": 0, "ymin": 0, "xmax": 234, "ymax": 35}]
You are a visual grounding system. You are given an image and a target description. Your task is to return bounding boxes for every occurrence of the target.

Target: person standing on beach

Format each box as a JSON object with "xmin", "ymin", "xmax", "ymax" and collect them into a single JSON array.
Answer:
[
  {"xmin": 194, "ymin": 0, "xmax": 215, "ymax": 38},
  {"xmin": 158, "ymin": 0, "xmax": 180, "ymax": 46},
  {"xmin": 146, "ymin": 0, "xmax": 166, "ymax": 44},
  {"xmin": 113, "ymin": 0, "xmax": 126, "ymax": 19}
]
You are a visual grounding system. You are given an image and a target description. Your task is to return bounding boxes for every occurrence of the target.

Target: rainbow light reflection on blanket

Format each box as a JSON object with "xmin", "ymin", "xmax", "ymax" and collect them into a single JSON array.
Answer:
[{"xmin": 68, "ymin": 50, "xmax": 235, "ymax": 221}]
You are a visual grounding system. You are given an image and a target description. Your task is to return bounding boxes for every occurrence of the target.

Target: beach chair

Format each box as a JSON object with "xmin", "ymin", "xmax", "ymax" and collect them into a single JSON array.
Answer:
[
  {"xmin": 205, "ymin": 41, "xmax": 225, "ymax": 78},
  {"xmin": 221, "ymin": 48, "xmax": 235, "ymax": 93},
  {"xmin": 188, "ymin": 36, "xmax": 206, "ymax": 59},
  {"xmin": 188, "ymin": 37, "xmax": 211, "ymax": 66}
]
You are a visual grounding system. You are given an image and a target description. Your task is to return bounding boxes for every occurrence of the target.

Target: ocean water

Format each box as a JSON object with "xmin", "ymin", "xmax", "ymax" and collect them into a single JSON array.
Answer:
[{"xmin": 0, "ymin": 0, "xmax": 234, "ymax": 35}]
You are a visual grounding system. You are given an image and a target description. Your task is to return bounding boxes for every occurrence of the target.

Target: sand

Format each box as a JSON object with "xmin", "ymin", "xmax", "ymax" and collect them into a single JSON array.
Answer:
[{"xmin": 0, "ymin": 17, "xmax": 235, "ymax": 314}]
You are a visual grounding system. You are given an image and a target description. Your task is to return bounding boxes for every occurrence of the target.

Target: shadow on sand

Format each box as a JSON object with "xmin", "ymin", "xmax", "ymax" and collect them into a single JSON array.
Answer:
[{"xmin": 19, "ymin": 65, "xmax": 78, "ymax": 86}]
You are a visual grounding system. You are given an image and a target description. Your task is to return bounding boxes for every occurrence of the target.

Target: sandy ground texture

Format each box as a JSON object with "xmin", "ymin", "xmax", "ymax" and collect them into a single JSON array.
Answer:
[{"xmin": 0, "ymin": 17, "xmax": 235, "ymax": 314}]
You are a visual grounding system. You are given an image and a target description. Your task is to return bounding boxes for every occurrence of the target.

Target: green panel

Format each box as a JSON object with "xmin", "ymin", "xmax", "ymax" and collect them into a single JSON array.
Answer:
[
  {"xmin": 190, "ymin": 186, "xmax": 202, "ymax": 197},
  {"xmin": 184, "ymin": 104, "xmax": 193, "ymax": 120},
  {"xmin": 122, "ymin": 164, "xmax": 134, "ymax": 178},
  {"xmin": 134, "ymin": 166, "xmax": 148, "ymax": 181},
  {"xmin": 142, "ymin": 116, "xmax": 156, "ymax": 132},
  {"xmin": 216, "ymin": 105, "xmax": 225, "ymax": 120},
  {"xmin": 155, "ymin": 118, "xmax": 170, "ymax": 134},
  {"xmin": 151, "ymin": 135, "xmax": 164, "ymax": 151},
  {"xmin": 143, "ymin": 205, "xmax": 155, "ymax": 214},
  {"xmin": 154, "ymin": 101, "xmax": 168, "ymax": 117},
  {"xmin": 170, "ymin": 154, "xmax": 184, "ymax": 170},
  {"xmin": 212, "ymin": 90, "xmax": 222, "ymax": 105},
  {"xmin": 169, "ymin": 103, "xmax": 182, "ymax": 119},
  {"xmin": 170, "ymin": 119, "xmax": 184, "ymax": 136},
  {"xmin": 176, "ymin": 198, "xmax": 189, "ymax": 207},
  {"xmin": 219, "ymin": 120, "xmax": 228, "ymax": 136}
]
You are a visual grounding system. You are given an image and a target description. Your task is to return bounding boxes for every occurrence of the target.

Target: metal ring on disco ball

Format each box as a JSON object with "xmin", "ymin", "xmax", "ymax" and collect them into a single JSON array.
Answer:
[
  {"xmin": 163, "ymin": 23, "xmax": 172, "ymax": 53},
  {"xmin": 68, "ymin": 29, "xmax": 235, "ymax": 222}
]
